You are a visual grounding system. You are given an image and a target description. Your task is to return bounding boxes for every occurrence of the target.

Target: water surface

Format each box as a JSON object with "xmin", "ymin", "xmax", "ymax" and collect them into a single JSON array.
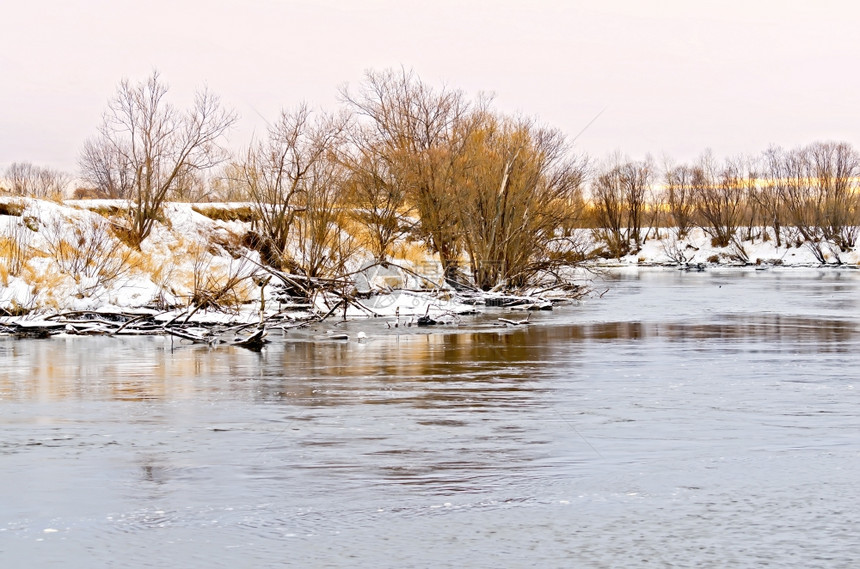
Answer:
[{"xmin": 2, "ymin": 268, "xmax": 859, "ymax": 568}]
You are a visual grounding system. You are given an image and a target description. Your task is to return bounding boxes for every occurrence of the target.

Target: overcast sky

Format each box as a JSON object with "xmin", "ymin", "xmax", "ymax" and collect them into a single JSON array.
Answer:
[{"xmin": 3, "ymin": 0, "xmax": 859, "ymax": 175}]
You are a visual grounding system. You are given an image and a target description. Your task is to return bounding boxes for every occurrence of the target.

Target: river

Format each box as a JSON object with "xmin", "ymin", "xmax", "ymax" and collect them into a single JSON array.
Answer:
[{"xmin": 2, "ymin": 267, "xmax": 859, "ymax": 568}]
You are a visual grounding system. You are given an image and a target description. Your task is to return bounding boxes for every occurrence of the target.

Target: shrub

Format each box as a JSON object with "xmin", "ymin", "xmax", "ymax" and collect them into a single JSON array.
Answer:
[
  {"xmin": 661, "ymin": 234, "xmax": 689, "ymax": 265},
  {"xmin": 42, "ymin": 216, "xmax": 137, "ymax": 292},
  {"xmin": 4, "ymin": 162, "xmax": 70, "ymax": 199},
  {"xmin": 183, "ymin": 246, "xmax": 258, "ymax": 314}
]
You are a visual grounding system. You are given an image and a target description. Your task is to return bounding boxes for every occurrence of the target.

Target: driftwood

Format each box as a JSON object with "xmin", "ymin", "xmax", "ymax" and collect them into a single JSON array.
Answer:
[
  {"xmin": 1, "ymin": 256, "xmax": 585, "ymax": 342},
  {"xmin": 167, "ymin": 324, "xmax": 269, "ymax": 350},
  {"xmin": 0, "ymin": 282, "xmax": 568, "ymax": 340},
  {"xmin": 226, "ymin": 327, "xmax": 267, "ymax": 350},
  {"xmin": 241, "ymin": 256, "xmax": 382, "ymax": 321},
  {"xmin": 0, "ymin": 308, "xmax": 288, "ymax": 351},
  {"xmin": 498, "ymin": 314, "xmax": 531, "ymax": 326}
]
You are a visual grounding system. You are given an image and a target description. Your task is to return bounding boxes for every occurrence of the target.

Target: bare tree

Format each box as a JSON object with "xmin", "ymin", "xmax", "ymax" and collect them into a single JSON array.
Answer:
[
  {"xmin": 79, "ymin": 138, "xmax": 135, "ymax": 199},
  {"xmin": 808, "ymin": 141, "xmax": 860, "ymax": 251},
  {"xmin": 293, "ymin": 152, "xmax": 357, "ymax": 279},
  {"xmin": 79, "ymin": 71, "xmax": 236, "ymax": 247},
  {"xmin": 757, "ymin": 147, "xmax": 787, "ymax": 247},
  {"xmin": 737, "ymin": 155, "xmax": 761, "ymax": 241},
  {"xmin": 620, "ymin": 158, "xmax": 652, "ymax": 249},
  {"xmin": 341, "ymin": 124, "xmax": 413, "ymax": 261},
  {"xmin": 4, "ymin": 162, "xmax": 71, "ymax": 199},
  {"xmin": 241, "ymin": 104, "xmax": 346, "ymax": 268},
  {"xmin": 663, "ymin": 163, "xmax": 696, "ymax": 239},
  {"xmin": 692, "ymin": 151, "xmax": 746, "ymax": 248},
  {"xmin": 210, "ymin": 161, "xmax": 251, "ymax": 202},
  {"xmin": 771, "ymin": 142, "xmax": 860, "ymax": 262},
  {"xmin": 591, "ymin": 156, "xmax": 651, "ymax": 257},
  {"xmin": 167, "ymin": 170, "xmax": 212, "ymax": 203},
  {"xmin": 341, "ymin": 68, "xmax": 471, "ymax": 280},
  {"xmin": 768, "ymin": 145, "xmax": 829, "ymax": 262}
]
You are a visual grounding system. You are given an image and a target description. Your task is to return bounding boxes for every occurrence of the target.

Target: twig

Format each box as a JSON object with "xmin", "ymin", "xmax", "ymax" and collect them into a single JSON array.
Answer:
[{"xmin": 110, "ymin": 313, "xmax": 158, "ymax": 336}]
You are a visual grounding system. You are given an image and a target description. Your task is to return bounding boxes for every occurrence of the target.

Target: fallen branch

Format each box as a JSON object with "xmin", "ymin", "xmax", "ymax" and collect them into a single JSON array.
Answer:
[{"xmin": 498, "ymin": 314, "xmax": 531, "ymax": 326}]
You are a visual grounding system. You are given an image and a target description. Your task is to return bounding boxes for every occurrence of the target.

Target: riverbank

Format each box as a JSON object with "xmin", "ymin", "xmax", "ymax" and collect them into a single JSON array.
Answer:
[
  {"xmin": 589, "ymin": 226, "xmax": 860, "ymax": 268},
  {"xmin": 2, "ymin": 196, "xmax": 859, "ymax": 326}
]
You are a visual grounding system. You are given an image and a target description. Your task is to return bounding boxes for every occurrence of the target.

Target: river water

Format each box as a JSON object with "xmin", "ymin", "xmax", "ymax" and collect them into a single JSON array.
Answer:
[{"xmin": 2, "ymin": 268, "xmax": 859, "ymax": 568}]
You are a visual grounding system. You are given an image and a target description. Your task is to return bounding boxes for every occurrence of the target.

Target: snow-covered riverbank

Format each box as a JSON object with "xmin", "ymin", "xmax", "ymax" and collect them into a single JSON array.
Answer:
[
  {"xmin": 2, "ymin": 196, "xmax": 859, "ymax": 325},
  {"xmin": 0, "ymin": 197, "xmax": 526, "ymax": 333},
  {"xmin": 592, "ymin": 226, "xmax": 860, "ymax": 268}
]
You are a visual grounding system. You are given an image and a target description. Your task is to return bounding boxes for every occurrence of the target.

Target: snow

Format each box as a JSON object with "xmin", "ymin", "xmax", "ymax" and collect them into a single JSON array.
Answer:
[
  {"xmin": 588, "ymin": 227, "xmax": 860, "ymax": 268},
  {"xmin": 2, "ymin": 196, "xmax": 860, "ymax": 324},
  {"xmin": 0, "ymin": 277, "xmax": 32, "ymax": 308},
  {"xmin": 336, "ymin": 290, "xmax": 475, "ymax": 319}
]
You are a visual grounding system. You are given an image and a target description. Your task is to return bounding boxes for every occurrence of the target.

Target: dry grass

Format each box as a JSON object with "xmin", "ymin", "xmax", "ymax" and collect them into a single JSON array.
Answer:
[
  {"xmin": 191, "ymin": 204, "xmax": 257, "ymax": 223},
  {"xmin": 90, "ymin": 204, "xmax": 131, "ymax": 217},
  {"xmin": 391, "ymin": 239, "xmax": 436, "ymax": 265},
  {"xmin": 0, "ymin": 218, "xmax": 33, "ymax": 281},
  {"xmin": 135, "ymin": 253, "xmax": 180, "ymax": 309},
  {"xmin": 137, "ymin": 254, "xmax": 173, "ymax": 286},
  {"xmin": 206, "ymin": 228, "xmax": 247, "ymax": 259},
  {"xmin": 0, "ymin": 301, "xmax": 33, "ymax": 316},
  {"xmin": 21, "ymin": 264, "xmax": 66, "ymax": 311},
  {"xmin": 0, "ymin": 200, "xmax": 26, "ymax": 217},
  {"xmin": 167, "ymin": 234, "xmax": 200, "ymax": 257},
  {"xmin": 42, "ymin": 216, "xmax": 138, "ymax": 291},
  {"xmin": 0, "ymin": 237, "xmax": 24, "ymax": 283},
  {"xmin": 335, "ymin": 215, "xmax": 377, "ymax": 258}
]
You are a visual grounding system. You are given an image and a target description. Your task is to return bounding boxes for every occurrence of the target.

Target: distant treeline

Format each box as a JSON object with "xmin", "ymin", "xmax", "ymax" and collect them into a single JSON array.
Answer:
[
  {"xmin": 2, "ymin": 70, "xmax": 859, "ymax": 288},
  {"xmin": 587, "ymin": 143, "xmax": 860, "ymax": 264}
]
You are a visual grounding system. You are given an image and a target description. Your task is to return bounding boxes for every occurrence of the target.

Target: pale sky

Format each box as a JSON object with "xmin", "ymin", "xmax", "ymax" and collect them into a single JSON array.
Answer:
[{"xmin": 3, "ymin": 0, "xmax": 859, "ymax": 175}]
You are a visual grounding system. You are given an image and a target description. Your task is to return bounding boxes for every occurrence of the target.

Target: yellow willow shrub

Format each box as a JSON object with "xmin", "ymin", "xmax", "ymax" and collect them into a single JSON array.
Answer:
[
  {"xmin": 342, "ymin": 68, "xmax": 469, "ymax": 279},
  {"xmin": 341, "ymin": 125, "xmax": 413, "ymax": 261},
  {"xmin": 454, "ymin": 113, "xmax": 587, "ymax": 290}
]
